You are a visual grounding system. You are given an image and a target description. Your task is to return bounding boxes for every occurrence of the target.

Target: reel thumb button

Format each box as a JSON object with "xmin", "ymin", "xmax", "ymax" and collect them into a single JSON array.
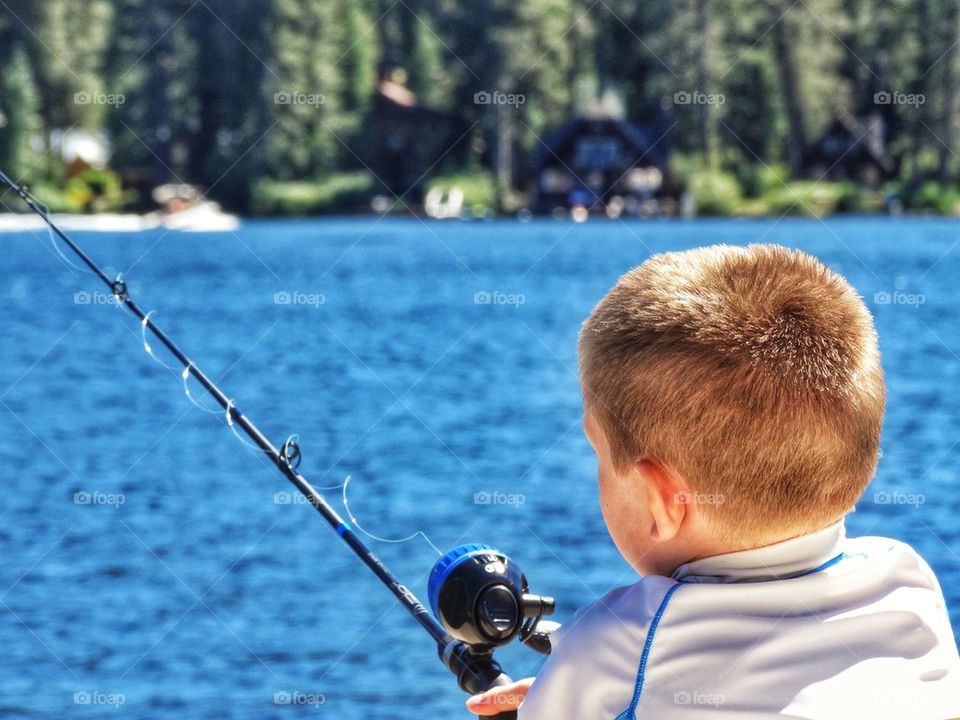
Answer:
[{"xmin": 478, "ymin": 584, "xmax": 520, "ymax": 641}]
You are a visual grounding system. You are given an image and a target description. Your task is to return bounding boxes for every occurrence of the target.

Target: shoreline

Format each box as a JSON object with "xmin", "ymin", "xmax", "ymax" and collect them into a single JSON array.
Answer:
[{"xmin": 0, "ymin": 210, "xmax": 952, "ymax": 234}]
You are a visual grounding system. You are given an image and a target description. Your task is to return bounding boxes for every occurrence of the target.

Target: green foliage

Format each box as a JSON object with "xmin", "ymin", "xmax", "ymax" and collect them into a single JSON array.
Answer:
[
  {"xmin": 4, "ymin": 0, "xmax": 960, "ymax": 215},
  {"xmin": 405, "ymin": 14, "xmax": 448, "ymax": 109},
  {"xmin": 337, "ymin": 0, "xmax": 378, "ymax": 114},
  {"xmin": 265, "ymin": 0, "xmax": 347, "ymax": 179},
  {"xmin": 251, "ymin": 172, "xmax": 377, "ymax": 215},
  {"xmin": 688, "ymin": 171, "xmax": 743, "ymax": 216},
  {"xmin": 836, "ymin": 187, "xmax": 889, "ymax": 214},
  {"xmin": 426, "ymin": 170, "xmax": 497, "ymax": 212},
  {"xmin": 65, "ymin": 168, "xmax": 137, "ymax": 212},
  {"xmin": 745, "ymin": 182, "xmax": 854, "ymax": 217},
  {"xmin": 27, "ymin": 169, "xmax": 136, "ymax": 213},
  {"xmin": 40, "ymin": 0, "xmax": 114, "ymax": 129},
  {"xmin": 735, "ymin": 162, "xmax": 790, "ymax": 198},
  {"xmin": 0, "ymin": 45, "xmax": 43, "ymax": 181},
  {"xmin": 27, "ymin": 183, "xmax": 75, "ymax": 213},
  {"xmin": 904, "ymin": 181, "xmax": 960, "ymax": 214}
]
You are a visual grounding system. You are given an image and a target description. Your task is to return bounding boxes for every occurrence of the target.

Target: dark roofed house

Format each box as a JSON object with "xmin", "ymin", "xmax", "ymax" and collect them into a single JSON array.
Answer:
[
  {"xmin": 368, "ymin": 66, "xmax": 469, "ymax": 205},
  {"xmin": 533, "ymin": 115, "xmax": 671, "ymax": 217},
  {"xmin": 804, "ymin": 113, "xmax": 897, "ymax": 184}
]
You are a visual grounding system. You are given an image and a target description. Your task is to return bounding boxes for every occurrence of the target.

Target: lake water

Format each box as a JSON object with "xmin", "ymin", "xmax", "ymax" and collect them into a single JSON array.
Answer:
[{"xmin": 1, "ymin": 216, "xmax": 958, "ymax": 718}]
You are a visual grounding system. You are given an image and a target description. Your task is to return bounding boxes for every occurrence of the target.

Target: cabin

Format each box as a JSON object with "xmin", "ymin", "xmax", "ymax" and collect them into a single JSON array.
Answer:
[
  {"xmin": 367, "ymin": 66, "xmax": 470, "ymax": 204},
  {"xmin": 532, "ymin": 116, "xmax": 671, "ymax": 217},
  {"xmin": 804, "ymin": 114, "xmax": 896, "ymax": 184}
]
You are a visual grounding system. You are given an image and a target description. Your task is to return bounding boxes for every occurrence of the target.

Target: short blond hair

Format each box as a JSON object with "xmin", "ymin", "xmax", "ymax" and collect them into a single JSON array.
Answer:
[{"xmin": 578, "ymin": 244, "xmax": 885, "ymax": 541}]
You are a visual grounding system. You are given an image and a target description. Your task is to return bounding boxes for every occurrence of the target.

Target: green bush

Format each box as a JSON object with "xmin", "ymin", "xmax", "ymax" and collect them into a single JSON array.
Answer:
[
  {"xmin": 28, "ymin": 183, "xmax": 76, "ymax": 213},
  {"xmin": 251, "ymin": 171, "xmax": 376, "ymax": 216},
  {"xmin": 66, "ymin": 168, "xmax": 136, "ymax": 212},
  {"xmin": 738, "ymin": 163, "xmax": 790, "ymax": 198},
  {"xmin": 688, "ymin": 171, "xmax": 743, "ymax": 216},
  {"xmin": 836, "ymin": 187, "xmax": 888, "ymax": 214},
  {"xmin": 426, "ymin": 170, "xmax": 496, "ymax": 215},
  {"xmin": 905, "ymin": 181, "xmax": 960, "ymax": 214},
  {"xmin": 26, "ymin": 169, "xmax": 135, "ymax": 213},
  {"xmin": 757, "ymin": 181, "xmax": 852, "ymax": 217}
]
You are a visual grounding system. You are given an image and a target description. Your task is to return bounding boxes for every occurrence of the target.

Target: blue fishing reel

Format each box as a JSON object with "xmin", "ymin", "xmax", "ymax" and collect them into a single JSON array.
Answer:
[{"xmin": 429, "ymin": 544, "xmax": 556, "ymax": 652}]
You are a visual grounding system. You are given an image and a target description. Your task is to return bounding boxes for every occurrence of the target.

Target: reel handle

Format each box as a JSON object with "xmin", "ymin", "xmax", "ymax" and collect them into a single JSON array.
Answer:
[{"xmin": 444, "ymin": 642, "xmax": 521, "ymax": 719}]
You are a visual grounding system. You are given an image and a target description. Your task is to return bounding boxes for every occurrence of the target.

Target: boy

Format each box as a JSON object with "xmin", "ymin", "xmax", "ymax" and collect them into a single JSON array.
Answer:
[{"xmin": 467, "ymin": 245, "xmax": 960, "ymax": 718}]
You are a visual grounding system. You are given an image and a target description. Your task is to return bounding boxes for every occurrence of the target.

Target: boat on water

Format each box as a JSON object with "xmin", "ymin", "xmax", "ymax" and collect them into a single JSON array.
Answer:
[
  {"xmin": 0, "ymin": 182, "xmax": 239, "ymax": 234},
  {"xmin": 145, "ymin": 183, "xmax": 241, "ymax": 232}
]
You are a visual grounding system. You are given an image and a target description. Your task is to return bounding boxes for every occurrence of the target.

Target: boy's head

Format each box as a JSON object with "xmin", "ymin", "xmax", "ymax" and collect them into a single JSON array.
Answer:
[{"xmin": 579, "ymin": 244, "xmax": 885, "ymax": 570}]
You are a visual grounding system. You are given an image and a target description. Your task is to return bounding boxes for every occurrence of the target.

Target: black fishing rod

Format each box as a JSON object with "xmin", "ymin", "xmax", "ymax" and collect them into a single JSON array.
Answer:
[{"xmin": 0, "ymin": 169, "xmax": 556, "ymax": 719}]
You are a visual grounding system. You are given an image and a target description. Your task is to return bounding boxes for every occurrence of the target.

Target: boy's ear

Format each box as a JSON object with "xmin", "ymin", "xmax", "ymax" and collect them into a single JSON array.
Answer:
[{"xmin": 637, "ymin": 459, "xmax": 687, "ymax": 542}]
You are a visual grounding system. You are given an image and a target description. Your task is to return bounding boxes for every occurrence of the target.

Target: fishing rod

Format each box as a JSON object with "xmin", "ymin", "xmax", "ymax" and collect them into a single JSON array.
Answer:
[{"xmin": 0, "ymin": 169, "xmax": 555, "ymax": 719}]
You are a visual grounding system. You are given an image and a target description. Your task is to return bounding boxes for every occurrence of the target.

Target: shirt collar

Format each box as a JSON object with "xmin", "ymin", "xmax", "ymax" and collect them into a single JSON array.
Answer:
[{"xmin": 671, "ymin": 520, "xmax": 846, "ymax": 584}]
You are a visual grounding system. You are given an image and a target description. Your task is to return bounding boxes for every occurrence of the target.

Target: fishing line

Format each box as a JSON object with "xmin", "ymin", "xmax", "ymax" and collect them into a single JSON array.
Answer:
[
  {"xmin": 147, "ymin": 319, "xmax": 279, "ymax": 459},
  {"xmin": 182, "ymin": 366, "xmax": 224, "ymax": 414},
  {"xmin": 342, "ymin": 475, "xmax": 443, "ymax": 556},
  {"xmin": 141, "ymin": 312, "xmax": 182, "ymax": 373},
  {"xmin": 38, "ymin": 197, "xmax": 85, "ymax": 275}
]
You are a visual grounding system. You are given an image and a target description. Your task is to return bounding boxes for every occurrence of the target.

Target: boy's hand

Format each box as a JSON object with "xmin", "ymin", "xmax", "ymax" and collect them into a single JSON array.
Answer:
[{"xmin": 465, "ymin": 677, "xmax": 535, "ymax": 716}]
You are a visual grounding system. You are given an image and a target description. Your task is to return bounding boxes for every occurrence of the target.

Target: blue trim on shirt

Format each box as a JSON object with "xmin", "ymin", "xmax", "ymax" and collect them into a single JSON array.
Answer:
[
  {"xmin": 613, "ymin": 552, "xmax": 854, "ymax": 719},
  {"xmin": 791, "ymin": 551, "xmax": 847, "ymax": 578},
  {"xmin": 614, "ymin": 582, "xmax": 682, "ymax": 720}
]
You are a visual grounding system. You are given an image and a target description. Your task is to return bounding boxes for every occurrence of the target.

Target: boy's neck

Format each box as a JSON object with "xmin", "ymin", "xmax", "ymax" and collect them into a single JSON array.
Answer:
[{"xmin": 669, "ymin": 520, "xmax": 847, "ymax": 583}]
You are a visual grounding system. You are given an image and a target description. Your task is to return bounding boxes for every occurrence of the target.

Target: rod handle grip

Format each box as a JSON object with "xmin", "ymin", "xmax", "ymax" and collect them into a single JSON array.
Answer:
[{"xmin": 472, "ymin": 671, "xmax": 519, "ymax": 720}]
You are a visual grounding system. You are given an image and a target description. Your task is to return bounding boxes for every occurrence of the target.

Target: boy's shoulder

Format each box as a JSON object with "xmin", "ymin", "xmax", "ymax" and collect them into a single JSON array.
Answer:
[
  {"xmin": 519, "ymin": 575, "xmax": 678, "ymax": 720},
  {"xmin": 519, "ymin": 535, "xmax": 960, "ymax": 720},
  {"xmin": 553, "ymin": 573, "xmax": 676, "ymax": 647}
]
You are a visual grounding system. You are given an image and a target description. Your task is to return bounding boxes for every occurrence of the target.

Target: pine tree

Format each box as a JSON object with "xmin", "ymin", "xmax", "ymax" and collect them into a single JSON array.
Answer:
[
  {"xmin": 0, "ymin": 44, "xmax": 44, "ymax": 182},
  {"xmin": 184, "ymin": 0, "xmax": 272, "ymax": 206},
  {"xmin": 405, "ymin": 12, "xmax": 448, "ymax": 109},
  {"xmin": 107, "ymin": 1, "xmax": 195, "ymax": 186},
  {"xmin": 31, "ymin": 0, "xmax": 114, "ymax": 129},
  {"xmin": 338, "ymin": 0, "xmax": 378, "ymax": 117},
  {"xmin": 264, "ymin": 0, "xmax": 347, "ymax": 180}
]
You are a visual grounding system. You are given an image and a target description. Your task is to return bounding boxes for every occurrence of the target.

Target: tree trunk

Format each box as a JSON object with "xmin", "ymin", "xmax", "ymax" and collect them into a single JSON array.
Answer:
[
  {"xmin": 771, "ymin": 0, "xmax": 806, "ymax": 176},
  {"xmin": 938, "ymin": 0, "xmax": 959, "ymax": 181},
  {"xmin": 495, "ymin": 100, "xmax": 513, "ymax": 210},
  {"xmin": 694, "ymin": 0, "xmax": 718, "ymax": 168}
]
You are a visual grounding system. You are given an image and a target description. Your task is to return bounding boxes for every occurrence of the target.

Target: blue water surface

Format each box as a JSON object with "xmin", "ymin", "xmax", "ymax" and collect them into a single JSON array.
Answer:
[{"xmin": 1, "ymin": 217, "xmax": 958, "ymax": 718}]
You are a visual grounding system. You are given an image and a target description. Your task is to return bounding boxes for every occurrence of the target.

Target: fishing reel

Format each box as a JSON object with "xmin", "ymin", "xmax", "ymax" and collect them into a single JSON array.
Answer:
[{"xmin": 429, "ymin": 544, "xmax": 556, "ymax": 655}]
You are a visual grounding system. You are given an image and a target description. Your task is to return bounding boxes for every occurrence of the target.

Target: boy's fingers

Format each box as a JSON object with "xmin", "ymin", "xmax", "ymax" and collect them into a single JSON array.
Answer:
[{"xmin": 465, "ymin": 677, "xmax": 535, "ymax": 716}]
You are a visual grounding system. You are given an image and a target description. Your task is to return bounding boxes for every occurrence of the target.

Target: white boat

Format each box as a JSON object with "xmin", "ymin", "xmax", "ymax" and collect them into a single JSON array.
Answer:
[{"xmin": 147, "ymin": 202, "xmax": 241, "ymax": 232}]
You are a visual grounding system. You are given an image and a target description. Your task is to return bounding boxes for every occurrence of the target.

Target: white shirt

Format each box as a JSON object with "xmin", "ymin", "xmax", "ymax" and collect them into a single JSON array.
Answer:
[{"xmin": 519, "ymin": 521, "xmax": 960, "ymax": 719}]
